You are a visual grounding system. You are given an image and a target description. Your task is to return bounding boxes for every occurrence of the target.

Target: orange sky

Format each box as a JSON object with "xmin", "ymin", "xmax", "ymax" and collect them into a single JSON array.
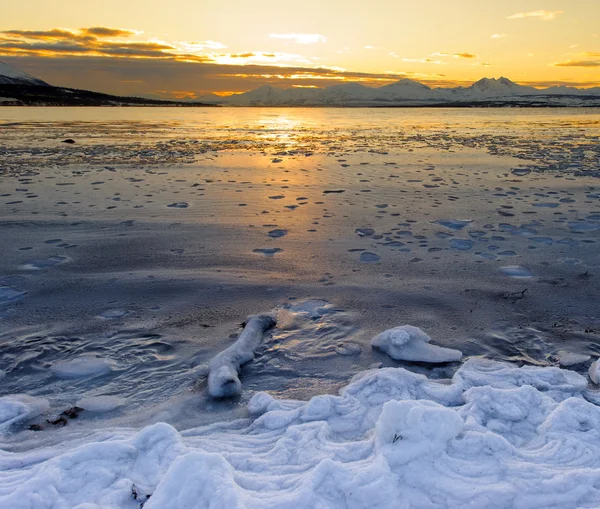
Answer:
[{"xmin": 1, "ymin": 0, "xmax": 598, "ymax": 98}]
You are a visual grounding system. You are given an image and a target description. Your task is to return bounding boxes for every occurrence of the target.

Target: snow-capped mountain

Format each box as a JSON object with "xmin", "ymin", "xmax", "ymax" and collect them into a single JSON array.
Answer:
[
  {"xmin": 0, "ymin": 61, "xmax": 49, "ymax": 86},
  {"xmin": 217, "ymin": 77, "xmax": 600, "ymax": 106}
]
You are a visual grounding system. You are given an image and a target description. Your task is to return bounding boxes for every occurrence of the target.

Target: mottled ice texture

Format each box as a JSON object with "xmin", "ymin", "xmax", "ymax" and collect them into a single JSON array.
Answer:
[
  {"xmin": 2, "ymin": 359, "xmax": 600, "ymax": 508},
  {"xmin": 371, "ymin": 325, "xmax": 463, "ymax": 363},
  {"xmin": 208, "ymin": 314, "xmax": 276, "ymax": 398}
]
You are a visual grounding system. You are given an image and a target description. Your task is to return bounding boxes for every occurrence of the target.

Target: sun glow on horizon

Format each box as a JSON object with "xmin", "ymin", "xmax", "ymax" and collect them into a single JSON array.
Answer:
[{"xmin": 1, "ymin": 0, "xmax": 598, "ymax": 97}]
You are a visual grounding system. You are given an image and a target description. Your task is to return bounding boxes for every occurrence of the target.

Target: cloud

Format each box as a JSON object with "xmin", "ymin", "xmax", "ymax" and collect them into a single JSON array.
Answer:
[
  {"xmin": 269, "ymin": 33, "xmax": 327, "ymax": 44},
  {"xmin": 585, "ymin": 52, "xmax": 600, "ymax": 57},
  {"xmin": 506, "ymin": 10, "xmax": 563, "ymax": 20},
  {"xmin": 402, "ymin": 58, "xmax": 444, "ymax": 64},
  {"xmin": 432, "ymin": 52, "xmax": 477, "ymax": 59},
  {"xmin": 0, "ymin": 27, "xmax": 223, "ymax": 62},
  {"xmin": 491, "ymin": 33, "xmax": 506, "ymax": 39},
  {"xmin": 453, "ymin": 52, "xmax": 476, "ymax": 59},
  {"xmin": 81, "ymin": 27, "xmax": 137, "ymax": 37},
  {"xmin": 554, "ymin": 60, "xmax": 600, "ymax": 67},
  {"xmin": 6, "ymin": 54, "xmax": 600, "ymax": 99}
]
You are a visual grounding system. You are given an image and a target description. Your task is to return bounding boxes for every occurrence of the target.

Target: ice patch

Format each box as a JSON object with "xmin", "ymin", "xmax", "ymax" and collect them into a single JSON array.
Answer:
[
  {"xmin": 50, "ymin": 356, "xmax": 113, "ymax": 378},
  {"xmin": 99, "ymin": 309, "xmax": 128, "ymax": 319},
  {"xmin": 371, "ymin": 325, "xmax": 462, "ymax": 363},
  {"xmin": 0, "ymin": 286, "xmax": 25, "ymax": 305},
  {"xmin": 359, "ymin": 252, "xmax": 381, "ymax": 262},
  {"xmin": 0, "ymin": 394, "xmax": 49, "ymax": 433},
  {"xmin": 432, "ymin": 219, "xmax": 473, "ymax": 230},
  {"xmin": 557, "ymin": 351, "xmax": 591, "ymax": 367},
  {"xmin": 499, "ymin": 265, "xmax": 535, "ymax": 278},
  {"xmin": 253, "ymin": 248, "xmax": 282, "ymax": 256},
  {"xmin": 449, "ymin": 238, "xmax": 474, "ymax": 250},
  {"xmin": 20, "ymin": 256, "xmax": 68, "ymax": 270}
]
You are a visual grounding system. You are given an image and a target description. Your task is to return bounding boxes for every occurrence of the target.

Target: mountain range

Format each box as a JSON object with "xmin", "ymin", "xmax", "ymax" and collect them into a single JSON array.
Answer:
[
  {"xmin": 0, "ymin": 61, "xmax": 213, "ymax": 107},
  {"xmin": 1, "ymin": 60, "xmax": 599, "ymax": 107},
  {"xmin": 201, "ymin": 77, "xmax": 600, "ymax": 107}
]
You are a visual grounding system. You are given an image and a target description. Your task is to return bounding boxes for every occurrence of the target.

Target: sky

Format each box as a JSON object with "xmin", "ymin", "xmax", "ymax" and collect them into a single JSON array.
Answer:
[{"xmin": 1, "ymin": 0, "xmax": 599, "ymax": 99}]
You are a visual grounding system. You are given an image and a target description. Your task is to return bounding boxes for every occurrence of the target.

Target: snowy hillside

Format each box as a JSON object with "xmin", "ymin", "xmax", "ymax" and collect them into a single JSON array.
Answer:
[
  {"xmin": 0, "ymin": 61, "xmax": 49, "ymax": 86},
  {"xmin": 217, "ymin": 77, "xmax": 600, "ymax": 106}
]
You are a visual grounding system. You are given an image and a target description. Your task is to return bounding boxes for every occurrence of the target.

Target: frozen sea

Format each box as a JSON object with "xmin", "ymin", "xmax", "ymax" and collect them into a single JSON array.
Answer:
[{"xmin": 1, "ymin": 107, "xmax": 600, "ymax": 508}]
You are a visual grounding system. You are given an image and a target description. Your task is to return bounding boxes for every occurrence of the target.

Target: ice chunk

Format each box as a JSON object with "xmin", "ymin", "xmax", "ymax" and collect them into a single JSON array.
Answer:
[
  {"xmin": 208, "ymin": 314, "xmax": 276, "ymax": 398},
  {"xmin": 0, "ymin": 394, "xmax": 49, "ymax": 432},
  {"xmin": 557, "ymin": 351, "xmax": 591, "ymax": 367},
  {"xmin": 51, "ymin": 356, "xmax": 113, "ymax": 378},
  {"xmin": 371, "ymin": 325, "xmax": 462, "ymax": 363},
  {"xmin": 75, "ymin": 396, "xmax": 124, "ymax": 413},
  {"xmin": 589, "ymin": 359, "xmax": 600, "ymax": 384}
]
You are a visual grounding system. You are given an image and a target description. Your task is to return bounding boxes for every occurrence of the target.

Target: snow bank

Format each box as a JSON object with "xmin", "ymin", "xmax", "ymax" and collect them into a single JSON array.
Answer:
[
  {"xmin": 208, "ymin": 314, "xmax": 276, "ymax": 398},
  {"xmin": 2, "ymin": 358, "xmax": 600, "ymax": 508},
  {"xmin": 371, "ymin": 325, "xmax": 463, "ymax": 363}
]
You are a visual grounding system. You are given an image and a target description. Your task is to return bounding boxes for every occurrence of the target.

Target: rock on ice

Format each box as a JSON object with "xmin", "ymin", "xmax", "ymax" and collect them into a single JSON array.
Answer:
[{"xmin": 371, "ymin": 325, "xmax": 462, "ymax": 363}]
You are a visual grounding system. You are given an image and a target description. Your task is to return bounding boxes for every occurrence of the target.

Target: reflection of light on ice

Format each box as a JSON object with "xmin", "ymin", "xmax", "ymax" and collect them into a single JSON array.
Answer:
[{"xmin": 2, "ymin": 357, "xmax": 600, "ymax": 508}]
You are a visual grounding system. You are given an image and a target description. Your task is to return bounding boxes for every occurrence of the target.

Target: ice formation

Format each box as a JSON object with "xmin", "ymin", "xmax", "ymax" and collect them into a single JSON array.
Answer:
[
  {"xmin": 2, "ymin": 359, "xmax": 600, "ymax": 508},
  {"xmin": 589, "ymin": 359, "xmax": 600, "ymax": 384},
  {"xmin": 371, "ymin": 325, "xmax": 463, "ymax": 363},
  {"xmin": 208, "ymin": 314, "xmax": 276, "ymax": 398},
  {"xmin": 0, "ymin": 394, "xmax": 49, "ymax": 433}
]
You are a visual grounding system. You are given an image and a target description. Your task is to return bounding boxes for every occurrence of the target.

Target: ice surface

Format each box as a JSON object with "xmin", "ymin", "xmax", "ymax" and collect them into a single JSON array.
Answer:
[
  {"xmin": 208, "ymin": 314, "xmax": 276, "ymax": 398},
  {"xmin": 76, "ymin": 396, "xmax": 125, "ymax": 413},
  {"xmin": 2, "ymin": 359, "xmax": 600, "ymax": 508},
  {"xmin": 371, "ymin": 325, "xmax": 463, "ymax": 363}
]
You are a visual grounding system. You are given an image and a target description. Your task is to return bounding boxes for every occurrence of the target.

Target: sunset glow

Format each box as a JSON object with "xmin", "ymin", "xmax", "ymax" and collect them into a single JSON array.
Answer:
[{"xmin": 1, "ymin": 0, "xmax": 598, "ymax": 98}]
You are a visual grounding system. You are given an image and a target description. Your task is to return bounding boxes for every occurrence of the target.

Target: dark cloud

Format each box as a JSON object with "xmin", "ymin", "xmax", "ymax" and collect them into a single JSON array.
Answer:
[
  {"xmin": 0, "ymin": 28, "xmax": 210, "ymax": 61},
  {"xmin": 82, "ymin": 27, "xmax": 136, "ymax": 37},
  {"xmin": 2, "ymin": 29, "xmax": 96, "ymax": 43},
  {"xmin": 2, "ymin": 55, "xmax": 443, "ymax": 97}
]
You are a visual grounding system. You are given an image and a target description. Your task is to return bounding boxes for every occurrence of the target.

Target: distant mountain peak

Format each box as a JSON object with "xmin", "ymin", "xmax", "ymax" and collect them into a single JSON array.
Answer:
[{"xmin": 0, "ymin": 61, "xmax": 49, "ymax": 86}]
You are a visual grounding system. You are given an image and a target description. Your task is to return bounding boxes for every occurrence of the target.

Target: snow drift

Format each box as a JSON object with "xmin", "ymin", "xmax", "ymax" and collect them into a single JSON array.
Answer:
[{"xmin": 2, "ymin": 358, "xmax": 600, "ymax": 508}]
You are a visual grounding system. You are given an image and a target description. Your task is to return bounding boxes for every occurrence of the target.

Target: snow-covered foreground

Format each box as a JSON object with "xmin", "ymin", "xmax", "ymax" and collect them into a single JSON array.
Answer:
[{"xmin": 2, "ymin": 358, "xmax": 600, "ymax": 509}]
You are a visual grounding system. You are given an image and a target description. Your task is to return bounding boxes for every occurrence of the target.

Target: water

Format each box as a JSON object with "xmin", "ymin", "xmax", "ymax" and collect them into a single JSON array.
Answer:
[{"xmin": 1, "ymin": 106, "xmax": 600, "ymax": 431}]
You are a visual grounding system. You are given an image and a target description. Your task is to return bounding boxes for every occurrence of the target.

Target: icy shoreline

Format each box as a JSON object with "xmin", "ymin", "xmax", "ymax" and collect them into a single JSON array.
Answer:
[{"xmin": 2, "ymin": 357, "xmax": 600, "ymax": 509}]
